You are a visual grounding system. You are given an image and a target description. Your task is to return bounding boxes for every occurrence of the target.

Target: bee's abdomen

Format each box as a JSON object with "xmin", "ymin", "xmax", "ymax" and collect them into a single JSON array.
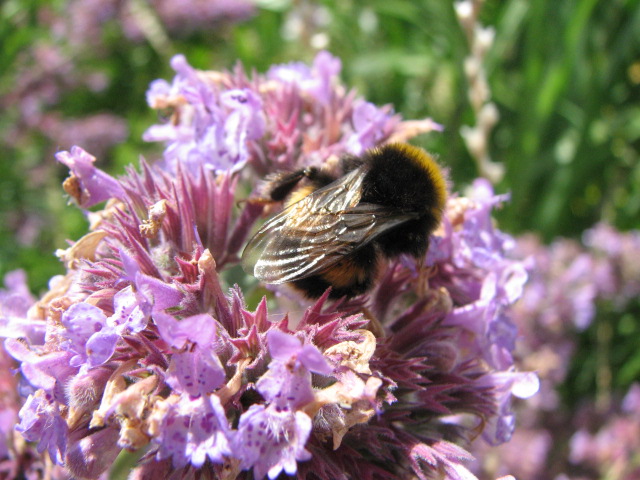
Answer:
[{"xmin": 291, "ymin": 244, "xmax": 377, "ymax": 299}]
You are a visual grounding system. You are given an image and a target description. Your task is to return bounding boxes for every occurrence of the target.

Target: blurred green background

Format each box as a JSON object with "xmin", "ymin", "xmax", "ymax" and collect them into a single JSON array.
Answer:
[{"xmin": 1, "ymin": 0, "xmax": 639, "ymax": 288}]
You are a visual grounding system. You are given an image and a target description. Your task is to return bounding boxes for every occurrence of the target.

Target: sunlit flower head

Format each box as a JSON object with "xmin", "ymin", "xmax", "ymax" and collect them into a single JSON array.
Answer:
[{"xmin": 1, "ymin": 51, "xmax": 534, "ymax": 480}]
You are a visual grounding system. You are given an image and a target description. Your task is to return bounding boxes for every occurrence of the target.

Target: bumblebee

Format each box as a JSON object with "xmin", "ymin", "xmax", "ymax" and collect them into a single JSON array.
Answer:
[{"xmin": 241, "ymin": 143, "xmax": 447, "ymax": 299}]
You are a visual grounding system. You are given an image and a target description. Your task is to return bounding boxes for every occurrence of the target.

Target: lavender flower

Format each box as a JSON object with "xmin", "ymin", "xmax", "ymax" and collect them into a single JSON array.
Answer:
[
  {"xmin": 0, "ymin": 270, "xmax": 41, "ymax": 343},
  {"xmin": 155, "ymin": 312, "xmax": 225, "ymax": 396},
  {"xmin": 16, "ymin": 390, "xmax": 68, "ymax": 464},
  {"xmin": 144, "ymin": 55, "xmax": 266, "ymax": 174},
  {"xmin": 151, "ymin": 394, "xmax": 232, "ymax": 468},
  {"xmin": 568, "ymin": 384, "xmax": 640, "ymax": 480},
  {"xmin": 470, "ymin": 222, "xmax": 640, "ymax": 479},
  {"xmin": 2, "ymin": 0, "xmax": 255, "ymax": 271},
  {"xmin": 56, "ymin": 147, "xmax": 126, "ymax": 208},
  {"xmin": 1, "ymin": 51, "xmax": 535, "ymax": 480}
]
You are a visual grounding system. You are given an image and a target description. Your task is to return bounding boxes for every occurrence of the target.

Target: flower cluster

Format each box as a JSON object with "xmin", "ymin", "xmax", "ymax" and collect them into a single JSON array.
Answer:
[
  {"xmin": 0, "ymin": 51, "xmax": 534, "ymax": 479},
  {"xmin": 471, "ymin": 223, "xmax": 640, "ymax": 479},
  {"xmin": 3, "ymin": 0, "xmax": 255, "ymax": 259},
  {"xmin": 512, "ymin": 223, "xmax": 640, "ymax": 415}
]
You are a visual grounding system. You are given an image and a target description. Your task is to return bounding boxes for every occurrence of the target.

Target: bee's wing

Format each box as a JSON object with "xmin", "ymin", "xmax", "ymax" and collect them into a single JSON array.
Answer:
[{"xmin": 241, "ymin": 169, "xmax": 418, "ymax": 284}]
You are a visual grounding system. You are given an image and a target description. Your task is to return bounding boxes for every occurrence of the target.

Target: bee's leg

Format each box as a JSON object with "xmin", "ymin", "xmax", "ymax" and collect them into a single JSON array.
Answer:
[
  {"xmin": 302, "ymin": 167, "xmax": 336, "ymax": 189},
  {"xmin": 267, "ymin": 169, "xmax": 312, "ymax": 201},
  {"xmin": 239, "ymin": 166, "xmax": 337, "ymax": 209},
  {"xmin": 264, "ymin": 166, "xmax": 335, "ymax": 200},
  {"xmin": 413, "ymin": 254, "xmax": 425, "ymax": 295},
  {"xmin": 237, "ymin": 169, "xmax": 313, "ymax": 208},
  {"xmin": 361, "ymin": 306, "xmax": 385, "ymax": 338},
  {"xmin": 416, "ymin": 255, "xmax": 440, "ymax": 298}
]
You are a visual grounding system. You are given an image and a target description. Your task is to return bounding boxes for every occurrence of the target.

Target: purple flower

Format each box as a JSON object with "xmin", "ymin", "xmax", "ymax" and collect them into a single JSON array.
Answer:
[
  {"xmin": 565, "ymin": 383, "xmax": 640, "ymax": 479},
  {"xmin": 16, "ymin": 390, "xmax": 68, "ymax": 464},
  {"xmin": 267, "ymin": 60, "xmax": 312, "ymax": 84},
  {"xmin": 3, "ymin": 339, "xmax": 76, "ymax": 400},
  {"xmin": 155, "ymin": 312, "xmax": 225, "ymax": 396},
  {"xmin": 0, "ymin": 270, "xmax": 35, "ymax": 317},
  {"xmin": 155, "ymin": 312, "xmax": 216, "ymax": 350},
  {"xmin": 107, "ymin": 285, "xmax": 150, "ymax": 333},
  {"xmin": 477, "ymin": 371, "xmax": 540, "ymax": 445},
  {"xmin": 134, "ymin": 273, "xmax": 184, "ymax": 311},
  {"xmin": 267, "ymin": 50, "xmax": 340, "ymax": 105},
  {"xmin": 60, "ymin": 303, "xmax": 119, "ymax": 371},
  {"xmin": 267, "ymin": 329, "xmax": 332, "ymax": 374},
  {"xmin": 117, "ymin": 249, "xmax": 184, "ymax": 311},
  {"xmin": 0, "ymin": 270, "xmax": 43, "ymax": 344},
  {"xmin": 622, "ymin": 383, "xmax": 640, "ymax": 413},
  {"xmin": 56, "ymin": 146, "xmax": 125, "ymax": 208},
  {"xmin": 468, "ymin": 217, "xmax": 640, "ymax": 477},
  {"xmin": 307, "ymin": 50, "xmax": 342, "ymax": 104},
  {"xmin": 221, "ymin": 89, "xmax": 265, "ymax": 142},
  {"xmin": 346, "ymin": 100, "xmax": 395, "ymax": 154},
  {"xmin": 143, "ymin": 55, "xmax": 265, "ymax": 174},
  {"xmin": 153, "ymin": 394, "xmax": 232, "ymax": 468},
  {"xmin": 257, "ymin": 330, "xmax": 332, "ymax": 411},
  {"xmin": 234, "ymin": 404, "xmax": 312, "ymax": 479},
  {"xmin": 3, "ymin": 51, "xmax": 542, "ymax": 480},
  {"xmin": 146, "ymin": 78, "xmax": 173, "ymax": 107}
]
